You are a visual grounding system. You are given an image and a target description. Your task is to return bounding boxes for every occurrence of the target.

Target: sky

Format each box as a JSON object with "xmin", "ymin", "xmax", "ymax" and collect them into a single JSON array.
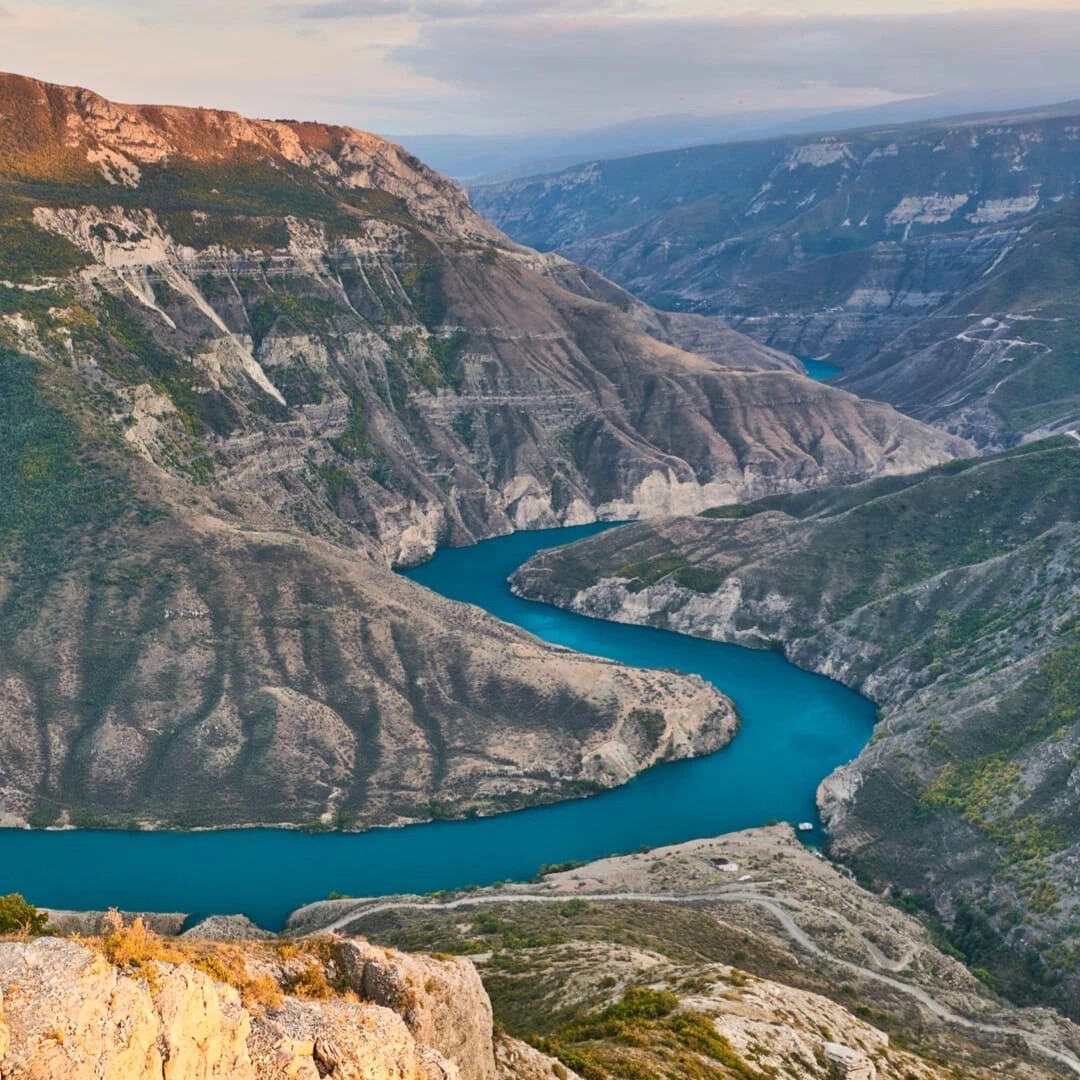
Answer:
[{"xmin": 2, "ymin": 1, "xmax": 1080, "ymax": 135}]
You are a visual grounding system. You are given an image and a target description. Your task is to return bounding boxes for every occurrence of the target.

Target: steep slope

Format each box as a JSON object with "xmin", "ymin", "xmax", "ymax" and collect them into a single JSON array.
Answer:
[
  {"xmin": 0, "ymin": 72, "xmax": 969, "ymax": 563},
  {"xmin": 0, "ymin": 346, "xmax": 732, "ymax": 830},
  {"xmin": 535, "ymin": 254, "xmax": 802, "ymax": 374},
  {"xmin": 838, "ymin": 198, "xmax": 1080, "ymax": 441},
  {"xmin": 0, "ymin": 73, "xmax": 968, "ymax": 829},
  {"xmin": 510, "ymin": 441, "xmax": 1080, "ymax": 1014},
  {"xmin": 473, "ymin": 104, "xmax": 1080, "ymax": 444}
]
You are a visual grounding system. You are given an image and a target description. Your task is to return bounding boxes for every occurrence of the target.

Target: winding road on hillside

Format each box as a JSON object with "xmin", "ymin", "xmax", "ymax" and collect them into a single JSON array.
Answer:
[{"xmin": 309, "ymin": 888, "xmax": 1080, "ymax": 1076}]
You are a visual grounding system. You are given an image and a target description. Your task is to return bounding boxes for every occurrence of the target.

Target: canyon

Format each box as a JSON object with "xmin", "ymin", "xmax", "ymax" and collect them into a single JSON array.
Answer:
[
  {"xmin": 2, "ymin": 69, "xmax": 1079, "ymax": 1080},
  {"xmin": 474, "ymin": 100, "xmax": 1080, "ymax": 446},
  {"xmin": 0, "ymin": 72, "xmax": 965, "ymax": 831}
]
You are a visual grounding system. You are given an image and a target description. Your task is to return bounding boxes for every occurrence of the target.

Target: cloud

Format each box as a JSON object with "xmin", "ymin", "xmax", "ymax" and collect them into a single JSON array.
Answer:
[
  {"xmin": 283, "ymin": 0, "xmax": 408, "ymax": 17},
  {"xmin": 391, "ymin": 9, "xmax": 1080, "ymax": 126},
  {"xmin": 6, "ymin": 1, "xmax": 1080, "ymax": 137},
  {"xmin": 414, "ymin": 0, "xmax": 622, "ymax": 18},
  {"xmin": 284, "ymin": 0, "xmax": 623, "ymax": 20}
]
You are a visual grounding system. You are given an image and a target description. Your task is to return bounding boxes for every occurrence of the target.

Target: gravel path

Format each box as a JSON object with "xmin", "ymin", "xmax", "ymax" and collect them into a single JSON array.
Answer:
[{"xmin": 311, "ymin": 887, "xmax": 1080, "ymax": 1075}]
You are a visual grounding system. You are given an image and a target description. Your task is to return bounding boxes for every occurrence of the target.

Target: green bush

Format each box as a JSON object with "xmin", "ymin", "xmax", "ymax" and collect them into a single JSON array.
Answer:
[
  {"xmin": 0, "ymin": 893, "xmax": 48, "ymax": 935},
  {"xmin": 603, "ymin": 987, "xmax": 678, "ymax": 1021},
  {"xmin": 0, "ymin": 214, "xmax": 90, "ymax": 282}
]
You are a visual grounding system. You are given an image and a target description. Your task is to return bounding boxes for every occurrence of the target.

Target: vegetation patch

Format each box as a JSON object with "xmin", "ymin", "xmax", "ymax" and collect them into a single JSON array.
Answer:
[
  {"xmin": 400, "ymin": 252, "xmax": 449, "ymax": 330},
  {"xmin": 700, "ymin": 504, "xmax": 759, "ymax": 521},
  {"xmin": 249, "ymin": 293, "xmax": 340, "ymax": 351},
  {"xmin": 0, "ymin": 211, "xmax": 90, "ymax": 282},
  {"xmin": 71, "ymin": 293, "xmax": 239, "ymax": 437},
  {"xmin": 160, "ymin": 210, "xmax": 289, "ymax": 252},
  {"xmin": 0, "ymin": 348, "xmax": 128, "ymax": 626},
  {"xmin": 318, "ymin": 463, "xmax": 354, "ymax": 506},
  {"xmin": 616, "ymin": 554, "xmax": 688, "ymax": 592},
  {"xmin": 329, "ymin": 392, "xmax": 373, "ymax": 460},
  {"xmin": 673, "ymin": 565, "xmax": 730, "ymax": 594},
  {"xmin": 627, "ymin": 709, "xmax": 667, "ymax": 747},
  {"xmin": 451, "ymin": 410, "xmax": 475, "ymax": 448},
  {"xmin": 88, "ymin": 910, "xmax": 364, "ymax": 1007},
  {"xmin": 0, "ymin": 893, "xmax": 49, "ymax": 935},
  {"xmin": 531, "ymin": 987, "xmax": 767, "ymax": 1080}
]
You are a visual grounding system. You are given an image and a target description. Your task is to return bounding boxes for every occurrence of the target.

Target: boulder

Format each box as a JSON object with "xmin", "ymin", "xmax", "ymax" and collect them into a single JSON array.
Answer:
[
  {"xmin": 247, "ymin": 997, "xmax": 420, "ymax": 1079},
  {"xmin": 0, "ymin": 937, "xmax": 251, "ymax": 1079},
  {"xmin": 823, "ymin": 1041, "xmax": 877, "ymax": 1080},
  {"xmin": 152, "ymin": 962, "xmax": 252, "ymax": 1080},
  {"xmin": 336, "ymin": 940, "xmax": 496, "ymax": 1080}
]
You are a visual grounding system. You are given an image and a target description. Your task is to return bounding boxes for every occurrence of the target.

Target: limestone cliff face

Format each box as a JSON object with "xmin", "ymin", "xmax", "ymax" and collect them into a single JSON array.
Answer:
[
  {"xmin": 12, "ymin": 195, "xmax": 971, "ymax": 564},
  {"xmin": 0, "ymin": 935, "xmax": 556, "ymax": 1080},
  {"xmin": 0, "ymin": 70, "xmax": 969, "ymax": 565},
  {"xmin": 473, "ymin": 103, "xmax": 1080, "ymax": 445},
  {"xmin": 0, "ymin": 74, "xmax": 498, "ymax": 243}
]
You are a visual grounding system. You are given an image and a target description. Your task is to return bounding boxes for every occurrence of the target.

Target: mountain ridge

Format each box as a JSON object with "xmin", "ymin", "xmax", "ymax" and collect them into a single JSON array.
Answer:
[
  {"xmin": 509, "ymin": 440, "xmax": 1080, "ymax": 1013},
  {"xmin": 0, "ymin": 72, "xmax": 967, "ymax": 831}
]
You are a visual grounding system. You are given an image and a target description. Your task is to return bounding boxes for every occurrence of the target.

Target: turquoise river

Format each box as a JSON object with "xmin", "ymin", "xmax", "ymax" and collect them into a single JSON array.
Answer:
[{"xmin": 0, "ymin": 523, "xmax": 876, "ymax": 929}]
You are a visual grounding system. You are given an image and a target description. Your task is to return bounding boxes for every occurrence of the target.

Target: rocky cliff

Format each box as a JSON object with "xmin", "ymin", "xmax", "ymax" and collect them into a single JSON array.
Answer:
[
  {"xmin": 0, "ymin": 924, "xmax": 570, "ymax": 1079},
  {"xmin": 473, "ymin": 101, "xmax": 1080, "ymax": 445},
  {"xmin": 0, "ymin": 71, "xmax": 967, "ymax": 830},
  {"xmin": 0, "ymin": 72, "xmax": 967, "ymax": 564},
  {"xmin": 509, "ymin": 440, "xmax": 1080, "ymax": 1014}
]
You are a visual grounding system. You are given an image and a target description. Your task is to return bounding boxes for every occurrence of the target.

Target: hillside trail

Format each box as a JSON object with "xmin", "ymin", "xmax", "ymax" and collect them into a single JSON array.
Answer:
[{"xmin": 309, "ymin": 887, "xmax": 1080, "ymax": 1076}]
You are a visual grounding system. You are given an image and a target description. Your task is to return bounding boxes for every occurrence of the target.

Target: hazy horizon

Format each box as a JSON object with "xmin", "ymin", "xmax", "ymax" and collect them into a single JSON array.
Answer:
[{"xmin": 2, "ymin": 2, "xmax": 1080, "ymax": 137}]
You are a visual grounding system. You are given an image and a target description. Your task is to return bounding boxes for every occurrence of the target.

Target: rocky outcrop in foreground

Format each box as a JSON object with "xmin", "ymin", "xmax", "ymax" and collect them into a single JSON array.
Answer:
[{"xmin": 0, "ymin": 930, "xmax": 560, "ymax": 1079}]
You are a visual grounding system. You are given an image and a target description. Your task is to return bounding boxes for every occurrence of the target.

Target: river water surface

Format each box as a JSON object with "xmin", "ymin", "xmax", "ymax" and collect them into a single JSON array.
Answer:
[
  {"xmin": 0, "ymin": 524, "xmax": 875, "ymax": 928},
  {"xmin": 801, "ymin": 357, "xmax": 844, "ymax": 381}
]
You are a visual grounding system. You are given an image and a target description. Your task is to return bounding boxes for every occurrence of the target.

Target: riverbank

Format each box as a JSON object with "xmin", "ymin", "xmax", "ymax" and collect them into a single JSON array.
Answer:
[
  {"xmin": 0, "ymin": 523, "xmax": 874, "ymax": 925},
  {"xmin": 289, "ymin": 825, "xmax": 1080, "ymax": 1079}
]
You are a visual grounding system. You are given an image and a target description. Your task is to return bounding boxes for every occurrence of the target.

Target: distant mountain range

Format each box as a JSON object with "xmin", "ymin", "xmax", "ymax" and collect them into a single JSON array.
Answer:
[
  {"xmin": 473, "ymin": 97, "xmax": 1080, "ymax": 446},
  {"xmin": 397, "ymin": 87, "xmax": 1080, "ymax": 183}
]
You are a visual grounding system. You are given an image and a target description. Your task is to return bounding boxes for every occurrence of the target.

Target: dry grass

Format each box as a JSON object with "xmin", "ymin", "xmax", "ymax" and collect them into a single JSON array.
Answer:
[
  {"xmin": 284, "ymin": 961, "xmax": 336, "ymax": 1000},
  {"xmin": 238, "ymin": 974, "xmax": 285, "ymax": 1010},
  {"xmin": 78, "ymin": 911, "xmax": 360, "ymax": 1009},
  {"xmin": 94, "ymin": 911, "xmax": 185, "ymax": 986}
]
